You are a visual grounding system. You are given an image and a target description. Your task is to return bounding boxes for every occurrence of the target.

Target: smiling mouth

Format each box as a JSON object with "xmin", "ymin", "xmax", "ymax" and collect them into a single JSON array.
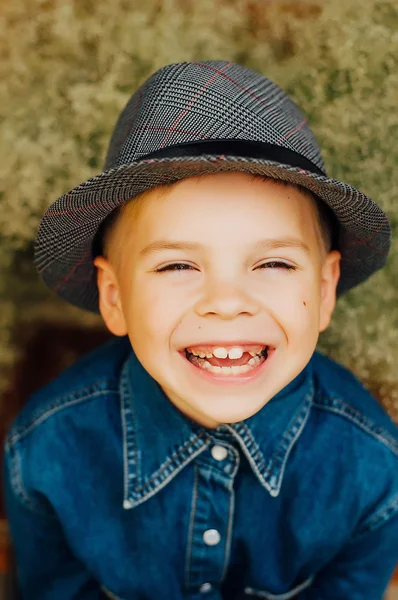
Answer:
[{"xmin": 184, "ymin": 346, "xmax": 269, "ymax": 375}]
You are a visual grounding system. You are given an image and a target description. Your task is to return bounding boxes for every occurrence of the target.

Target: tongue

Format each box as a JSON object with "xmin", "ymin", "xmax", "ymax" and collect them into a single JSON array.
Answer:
[{"xmin": 206, "ymin": 352, "xmax": 253, "ymax": 367}]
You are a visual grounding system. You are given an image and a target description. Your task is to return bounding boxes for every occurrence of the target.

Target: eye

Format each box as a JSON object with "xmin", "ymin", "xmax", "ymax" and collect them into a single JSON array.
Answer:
[
  {"xmin": 155, "ymin": 262, "xmax": 196, "ymax": 273},
  {"xmin": 155, "ymin": 261, "xmax": 297, "ymax": 272},
  {"xmin": 257, "ymin": 261, "xmax": 297, "ymax": 271}
]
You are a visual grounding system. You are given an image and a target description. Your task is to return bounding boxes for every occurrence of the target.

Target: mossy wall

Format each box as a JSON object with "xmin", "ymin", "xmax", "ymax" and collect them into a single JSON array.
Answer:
[{"xmin": 0, "ymin": 0, "xmax": 397, "ymax": 419}]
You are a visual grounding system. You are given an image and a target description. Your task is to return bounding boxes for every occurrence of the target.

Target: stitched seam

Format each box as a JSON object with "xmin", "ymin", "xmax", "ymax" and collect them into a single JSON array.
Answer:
[
  {"xmin": 272, "ymin": 394, "xmax": 312, "ymax": 494},
  {"xmin": 221, "ymin": 457, "xmax": 237, "ymax": 581},
  {"xmin": 7, "ymin": 383, "xmax": 118, "ymax": 444},
  {"xmin": 120, "ymin": 373, "xmax": 131, "ymax": 504},
  {"xmin": 366, "ymin": 493, "xmax": 398, "ymax": 527},
  {"xmin": 265, "ymin": 390, "xmax": 313, "ymax": 478},
  {"xmin": 264, "ymin": 419, "xmax": 298, "ymax": 477},
  {"xmin": 120, "ymin": 368, "xmax": 141, "ymax": 492},
  {"xmin": 239, "ymin": 423, "xmax": 267, "ymax": 471},
  {"xmin": 184, "ymin": 465, "xmax": 199, "ymax": 588},
  {"xmin": 236, "ymin": 391, "xmax": 311, "ymax": 481},
  {"xmin": 226, "ymin": 427, "xmax": 270, "ymax": 492},
  {"xmin": 312, "ymin": 399, "xmax": 398, "ymax": 456},
  {"xmin": 139, "ymin": 432, "xmax": 209, "ymax": 492},
  {"xmin": 6, "ymin": 385, "xmax": 118, "ymax": 515},
  {"xmin": 120, "ymin": 359, "xmax": 210, "ymax": 504},
  {"xmin": 354, "ymin": 493, "xmax": 398, "ymax": 537},
  {"xmin": 5, "ymin": 444, "xmax": 56, "ymax": 517},
  {"xmin": 129, "ymin": 444, "xmax": 208, "ymax": 508},
  {"xmin": 245, "ymin": 575, "xmax": 314, "ymax": 599},
  {"xmin": 131, "ymin": 403, "xmax": 140, "ymax": 492}
]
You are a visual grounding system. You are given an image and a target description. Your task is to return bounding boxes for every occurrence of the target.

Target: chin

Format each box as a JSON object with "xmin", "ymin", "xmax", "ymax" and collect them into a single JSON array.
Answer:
[{"xmin": 197, "ymin": 403, "xmax": 267, "ymax": 427}]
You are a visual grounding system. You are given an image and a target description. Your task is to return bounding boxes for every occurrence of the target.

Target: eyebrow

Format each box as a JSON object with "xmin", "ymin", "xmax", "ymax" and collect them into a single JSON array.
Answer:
[{"xmin": 139, "ymin": 237, "xmax": 311, "ymax": 257}]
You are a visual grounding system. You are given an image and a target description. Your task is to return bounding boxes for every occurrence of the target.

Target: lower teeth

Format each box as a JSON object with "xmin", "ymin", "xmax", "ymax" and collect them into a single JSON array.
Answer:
[{"xmin": 187, "ymin": 352, "xmax": 266, "ymax": 375}]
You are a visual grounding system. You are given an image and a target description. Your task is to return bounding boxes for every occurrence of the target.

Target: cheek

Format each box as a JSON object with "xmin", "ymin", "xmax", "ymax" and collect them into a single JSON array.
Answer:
[
  {"xmin": 123, "ymin": 277, "xmax": 183, "ymax": 345},
  {"xmin": 267, "ymin": 278, "xmax": 320, "ymax": 344}
]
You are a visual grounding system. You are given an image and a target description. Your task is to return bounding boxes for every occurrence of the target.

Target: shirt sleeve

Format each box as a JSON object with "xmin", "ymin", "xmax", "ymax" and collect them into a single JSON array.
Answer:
[
  {"xmin": 3, "ymin": 452, "xmax": 106, "ymax": 600},
  {"xmin": 303, "ymin": 498, "xmax": 398, "ymax": 600}
]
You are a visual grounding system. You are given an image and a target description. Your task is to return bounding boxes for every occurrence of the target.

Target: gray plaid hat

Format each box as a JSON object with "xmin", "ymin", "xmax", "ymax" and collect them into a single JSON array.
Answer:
[{"xmin": 34, "ymin": 60, "xmax": 391, "ymax": 313}]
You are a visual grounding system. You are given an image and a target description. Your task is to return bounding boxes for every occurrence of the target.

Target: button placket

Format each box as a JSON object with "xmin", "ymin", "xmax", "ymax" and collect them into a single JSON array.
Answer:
[{"xmin": 184, "ymin": 451, "xmax": 238, "ymax": 592}]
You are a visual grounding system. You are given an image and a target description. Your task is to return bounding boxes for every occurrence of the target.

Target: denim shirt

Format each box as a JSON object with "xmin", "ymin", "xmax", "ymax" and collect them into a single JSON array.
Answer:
[{"xmin": 3, "ymin": 336, "xmax": 398, "ymax": 600}]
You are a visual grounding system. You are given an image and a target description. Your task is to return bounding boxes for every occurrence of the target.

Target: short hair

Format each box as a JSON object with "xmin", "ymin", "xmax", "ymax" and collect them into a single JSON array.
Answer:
[{"xmin": 92, "ymin": 176, "xmax": 338, "ymax": 259}]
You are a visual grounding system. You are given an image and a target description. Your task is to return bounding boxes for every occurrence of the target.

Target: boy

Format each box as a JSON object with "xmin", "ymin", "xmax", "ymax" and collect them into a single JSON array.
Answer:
[{"xmin": 3, "ymin": 61, "xmax": 398, "ymax": 599}]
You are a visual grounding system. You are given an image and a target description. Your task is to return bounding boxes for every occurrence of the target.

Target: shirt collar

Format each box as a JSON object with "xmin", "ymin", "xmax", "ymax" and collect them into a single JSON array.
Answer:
[{"xmin": 120, "ymin": 351, "xmax": 314, "ymax": 509}]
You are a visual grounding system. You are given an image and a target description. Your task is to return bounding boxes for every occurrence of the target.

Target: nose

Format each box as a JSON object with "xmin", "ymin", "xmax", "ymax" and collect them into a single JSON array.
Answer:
[{"xmin": 195, "ymin": 278, "xmax": 261, "ymax": 320}]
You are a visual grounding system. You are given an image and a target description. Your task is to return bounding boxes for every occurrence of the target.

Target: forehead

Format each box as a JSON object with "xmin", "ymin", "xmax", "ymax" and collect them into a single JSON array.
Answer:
[
  {"xmin": 110, "ymin": 172, "xmax": 323, "ymax": 261},
  {"xmin": 106, "ymin": 172, "xmax": 324, "ymax": 268}
]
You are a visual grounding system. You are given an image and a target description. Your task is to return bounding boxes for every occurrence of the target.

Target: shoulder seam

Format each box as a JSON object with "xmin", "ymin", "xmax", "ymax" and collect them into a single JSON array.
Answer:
[
  {"xmin": 6, "ymin": 382, "xmax": 119, "ymax": 447},
  {"xmin": 4, "ymin": 445, "xmax": 58, "ymax": 518},
  {"xmin": 312, "ymin": 396, "xmax": 398, "ymax": 456}
]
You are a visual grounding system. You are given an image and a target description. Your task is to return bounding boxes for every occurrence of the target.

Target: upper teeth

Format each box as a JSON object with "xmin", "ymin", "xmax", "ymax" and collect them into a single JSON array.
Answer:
[
  {"xmin": 189, "ymin": 346, "xmax": 264, "ymax": 359},
  {"xmin": 214, "ymin": 347, "xmax": 243, "ymax": 359}
]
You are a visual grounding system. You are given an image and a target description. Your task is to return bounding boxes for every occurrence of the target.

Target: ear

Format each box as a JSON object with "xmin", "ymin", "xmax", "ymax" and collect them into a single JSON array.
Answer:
[
  {"xmin": 93, "ymin": 256, "xmax": 127, "ymax": 336},
  {"xmin": 319, "ymin": 250, "xmax": 341, "ymax": 333}
]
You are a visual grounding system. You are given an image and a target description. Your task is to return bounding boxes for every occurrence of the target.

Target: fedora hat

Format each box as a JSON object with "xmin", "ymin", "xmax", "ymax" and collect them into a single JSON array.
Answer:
[{"xmin": 34, "ymin": 61, "xmax": 391, "ymax": 313}]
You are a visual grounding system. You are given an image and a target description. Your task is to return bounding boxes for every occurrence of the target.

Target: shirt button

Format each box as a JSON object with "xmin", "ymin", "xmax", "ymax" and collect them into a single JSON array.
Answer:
[
  {"xmin": 203, "ymin": 529, "xmax": 221, "ymax": 546},
  {"xmin": 199, "ymin": 583, "xmax": 212, "ymax": 593},
  {"xmin": 211, "ymin": 445, "xmax": 228, "ymax": 461}
]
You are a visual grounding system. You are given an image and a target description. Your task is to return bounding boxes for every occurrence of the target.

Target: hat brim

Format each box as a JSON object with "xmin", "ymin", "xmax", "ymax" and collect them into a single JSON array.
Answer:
[{"xmin": 34, "ymin": 155, "xmax": 391, "ymax": 313}]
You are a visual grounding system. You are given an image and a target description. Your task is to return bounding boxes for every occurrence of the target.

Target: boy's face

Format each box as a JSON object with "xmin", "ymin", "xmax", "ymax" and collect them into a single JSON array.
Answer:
[{"xmin": 95, "ymin": 173, "xmax": 340, "ymax": 428}]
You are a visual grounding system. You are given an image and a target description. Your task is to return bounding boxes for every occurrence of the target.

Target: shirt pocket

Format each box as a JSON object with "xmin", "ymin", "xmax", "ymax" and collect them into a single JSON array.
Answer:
[{"xmin": 244, "ymin": 575, "xmax": 314, "ymax": 599}]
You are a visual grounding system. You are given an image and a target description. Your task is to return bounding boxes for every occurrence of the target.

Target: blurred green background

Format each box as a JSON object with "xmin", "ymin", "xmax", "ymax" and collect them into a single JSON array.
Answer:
[{"xmin": 0, "ymin": 0, "xmax": 397, "ymax": 419}]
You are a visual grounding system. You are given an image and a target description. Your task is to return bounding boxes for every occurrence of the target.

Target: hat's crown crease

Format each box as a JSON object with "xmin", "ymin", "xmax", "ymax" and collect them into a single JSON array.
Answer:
[{"xmin": 105, "ymin": 61, "xmax": 325, "ymax": 173}]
